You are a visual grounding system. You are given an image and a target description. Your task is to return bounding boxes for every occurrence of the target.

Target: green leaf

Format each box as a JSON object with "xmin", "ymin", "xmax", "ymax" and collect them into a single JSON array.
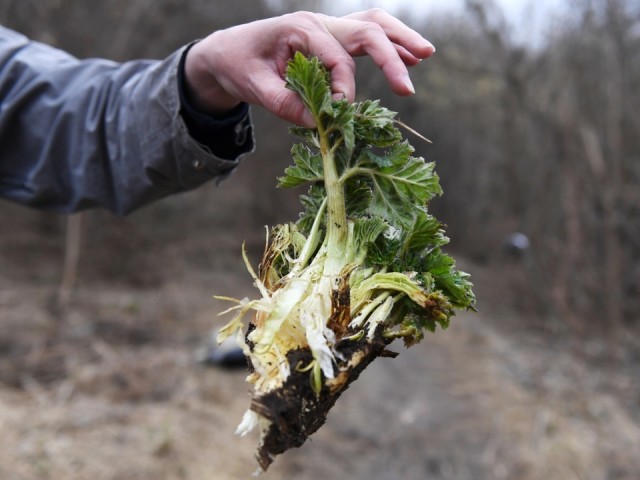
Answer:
[
  {"xmin": 422, "ymin": 250, "xmax": 476, "ymax": 309},
  {"xmin": 297, "ymin": 183, "xmax": 326, "ymax": 235},
  {"xmin": 285, "ymin": 52, "xmax": 333, "ymax": 120},
  {"xmin": 331, "ymin": 99, "xmax": 356, "ymax": 153},
  {"xmin": 344, "ymin": 178, "xmax": 373, "ymax": 218},
  {"xmin": 278, "ymin": 144, "xmax": 324, "ymax": 188},
  {"xmin": 365, "ymin": 151, "xmax": 394, "ymax": 168},
  {"xmin": 367, "ymin": 157, "xmax": 443, "ymax": 228},
  {"xmin": 343, "ymin": 141, "xmax": 442, "ymax": 228},
  {"xmin": 354, "ymin": 100, "xmax": 402, "ymax": 147},
  {"xmin": 402, "ymin": 211, "xmax": 449, "ymax": 259},
  {"xmin": 289, "ymin": 125, "xmax": 319, "ymax": 145},
  {"xmin": 367, "ymin": 231, "xmax": 402, "ymax": 268},
  {"xmin": 365, "ymin": 140, "xmax": 413, "ymax": 168},
  {"xmin": 350, "ymin": 216, "xmax": 388, "ymax": 263}
]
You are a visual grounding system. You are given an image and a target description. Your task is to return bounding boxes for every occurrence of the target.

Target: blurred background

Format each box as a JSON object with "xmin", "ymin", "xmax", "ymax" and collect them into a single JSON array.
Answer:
[{"xmin": 0, "ymin": 1, "xmax": 638, "ymax": 479}]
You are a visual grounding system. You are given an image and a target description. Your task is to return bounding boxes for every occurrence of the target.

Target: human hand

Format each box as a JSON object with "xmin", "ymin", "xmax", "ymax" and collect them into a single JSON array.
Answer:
[{"xmin": 183, "ymin": 9, "xmax": 435, "ymax": 127}]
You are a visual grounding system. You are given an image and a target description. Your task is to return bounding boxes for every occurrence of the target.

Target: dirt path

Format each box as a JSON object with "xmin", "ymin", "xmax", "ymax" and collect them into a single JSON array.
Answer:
[{"xmin": 1, "ymin": 261, "xmax": 638, "ymax": 480}]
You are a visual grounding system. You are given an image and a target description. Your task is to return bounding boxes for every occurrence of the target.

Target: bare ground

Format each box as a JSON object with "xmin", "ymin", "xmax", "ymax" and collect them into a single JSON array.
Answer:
[{"xmin": 0, "ymin": 198, "xmax": 639, "ymax": 480}]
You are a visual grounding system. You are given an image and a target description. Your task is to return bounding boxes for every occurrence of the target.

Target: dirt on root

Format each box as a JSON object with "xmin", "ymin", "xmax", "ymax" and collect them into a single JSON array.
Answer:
[{"xmin": 0, "ymin": 200, "xmax": 639, "ymax": 480}]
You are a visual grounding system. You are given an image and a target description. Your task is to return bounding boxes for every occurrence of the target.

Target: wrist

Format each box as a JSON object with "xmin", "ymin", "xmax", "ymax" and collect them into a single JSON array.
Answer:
[{"xmin": 183, "ymin": 38, "xmax": 241, "ymax": 115}]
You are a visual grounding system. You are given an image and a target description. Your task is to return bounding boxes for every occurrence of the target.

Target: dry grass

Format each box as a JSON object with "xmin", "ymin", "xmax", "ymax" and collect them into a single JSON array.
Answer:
[{"xmin": 0, "ymin": 198, "xmax": 638, "ymax": 479}]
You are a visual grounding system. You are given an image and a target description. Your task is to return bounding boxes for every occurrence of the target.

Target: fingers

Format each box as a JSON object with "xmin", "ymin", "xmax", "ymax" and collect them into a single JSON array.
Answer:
[
  {"xmin": 321, "ymin": 16, "xmax": 414, "ymax": 96},
  {"xmin": 268, "ymin": 9, "xmax": 434, "ymax": 103},
  {"xmin": 319, "ymin": 10, "xmax": 435, "ymax": 97},
  {"xmin": 304, "ymin": 35, "xmax": 358, "ymax": 102},
  {"xmin": 243, "ymin": 57, "xmax": 316, "ymax": 127},
  {"xmin": 395, "ymin": 44, "xmax": 425, "ymax": 67},
  {"xmin": 187, "ymin": 9, "xmax": 435, "ymax": 126},
  {"xmin": 269, "ymin": 88, "xmax": 316, "ymax": 128},
  {"xmin": 343, "ymin": 9, "xmax": 435, "ymax": 60},
  {"xmin": 273, "ymin": 9, "xmax": 435, "ymax": 123}
]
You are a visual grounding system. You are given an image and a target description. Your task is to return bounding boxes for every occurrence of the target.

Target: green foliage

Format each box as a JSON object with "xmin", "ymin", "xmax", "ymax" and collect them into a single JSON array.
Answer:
[
  {"xmin": 423, "ymin": 250, "xmax": 476, "ymax": 309},
  {"xmin": 278, "ymin": 144, "xmax": 324, "ymax": 188},
  {"xmin": 296, "ymin": 184, "xmax": 325, "ymax": 235},
  {"xmin": 285, "ymin": 53, "xmax": 333, "ymax": 121},
  {"xmin": 217, "ymin": 53, "xmax": 477, "ymax": 469},
  {"xmin": 279, "ymin": 52, "xmax": 476, "ymax": 341}
]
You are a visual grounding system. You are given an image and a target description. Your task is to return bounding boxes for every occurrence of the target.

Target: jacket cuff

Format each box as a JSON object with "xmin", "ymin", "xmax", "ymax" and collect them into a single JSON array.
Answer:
[
  {"xmin": 140, "ymin": 45, "xmax": 255, "ymax": 194},
  {"xmin": 177, "ymin": 43, "xmax": 254, "ymax": 161}
]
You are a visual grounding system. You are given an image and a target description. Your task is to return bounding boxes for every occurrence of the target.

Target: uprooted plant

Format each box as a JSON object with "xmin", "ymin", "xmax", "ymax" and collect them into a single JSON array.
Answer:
[{"xmin": 216, "ymin": 52, "xmax": 475, "ymax": 472}]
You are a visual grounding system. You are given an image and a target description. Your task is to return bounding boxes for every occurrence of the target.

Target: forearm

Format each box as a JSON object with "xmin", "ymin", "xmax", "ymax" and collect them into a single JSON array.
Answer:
[{"xmin": 0, "ymin": 27, "xmax": 254, "ymax": 215}]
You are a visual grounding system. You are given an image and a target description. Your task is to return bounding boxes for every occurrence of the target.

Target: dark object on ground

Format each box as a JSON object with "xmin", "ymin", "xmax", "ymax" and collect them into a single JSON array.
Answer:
[
  {"xmin": 202, "ymin": 346, "xmax": 248, "ymax": 369},
  {"xmin": 502, "ymin": 232, "xmax": 530, "ymax": 259}
]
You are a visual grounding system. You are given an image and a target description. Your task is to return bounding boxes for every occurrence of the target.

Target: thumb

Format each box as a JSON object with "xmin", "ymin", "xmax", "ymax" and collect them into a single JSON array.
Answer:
[{"xmin": 263, "ymin": 85, "xmax": 316, "ymax": 127}]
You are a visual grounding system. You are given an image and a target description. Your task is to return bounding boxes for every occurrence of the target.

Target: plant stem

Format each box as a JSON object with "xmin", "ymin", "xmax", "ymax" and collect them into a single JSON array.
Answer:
[{"xmin": 317, "ymin": 122, "xmax": 347, "ymax": 278}]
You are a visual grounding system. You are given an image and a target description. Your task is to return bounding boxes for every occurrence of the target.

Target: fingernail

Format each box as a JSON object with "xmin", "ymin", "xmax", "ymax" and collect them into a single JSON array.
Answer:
[
  {"xmin": 422, "ymin": 38, "xmax": 436, "ymax": 53},
  {"xmin": 403, "ymin": 76, "xmax": 415, "ymax": 95}
]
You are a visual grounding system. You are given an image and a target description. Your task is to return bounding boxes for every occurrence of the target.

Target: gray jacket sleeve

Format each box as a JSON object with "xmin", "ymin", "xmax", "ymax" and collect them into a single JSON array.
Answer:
[{"xmin": 0, "ymin": 26, "xmax": 255, "ymax": 215}]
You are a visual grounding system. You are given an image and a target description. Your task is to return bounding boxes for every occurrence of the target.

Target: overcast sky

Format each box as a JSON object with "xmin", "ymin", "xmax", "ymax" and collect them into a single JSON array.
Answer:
[
  {"xmin": 330, "ymin": 0, "xmax": 567, "ymax": 16},
  {"xmin": 327, "ymin": 0, "xmax": 568, "ymax": 45}
]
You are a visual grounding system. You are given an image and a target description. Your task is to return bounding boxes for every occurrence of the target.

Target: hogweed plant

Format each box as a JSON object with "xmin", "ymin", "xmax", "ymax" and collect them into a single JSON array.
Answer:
[{"xmin": 216, "ymin": 53, "xmax": 475, "ymax": 471}]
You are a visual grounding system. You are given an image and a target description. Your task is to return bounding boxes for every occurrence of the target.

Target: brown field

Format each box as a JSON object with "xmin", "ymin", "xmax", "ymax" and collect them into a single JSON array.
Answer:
[{"xmin": 1, "ymin": 188, "xmax": 638, "ymax": 480}]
